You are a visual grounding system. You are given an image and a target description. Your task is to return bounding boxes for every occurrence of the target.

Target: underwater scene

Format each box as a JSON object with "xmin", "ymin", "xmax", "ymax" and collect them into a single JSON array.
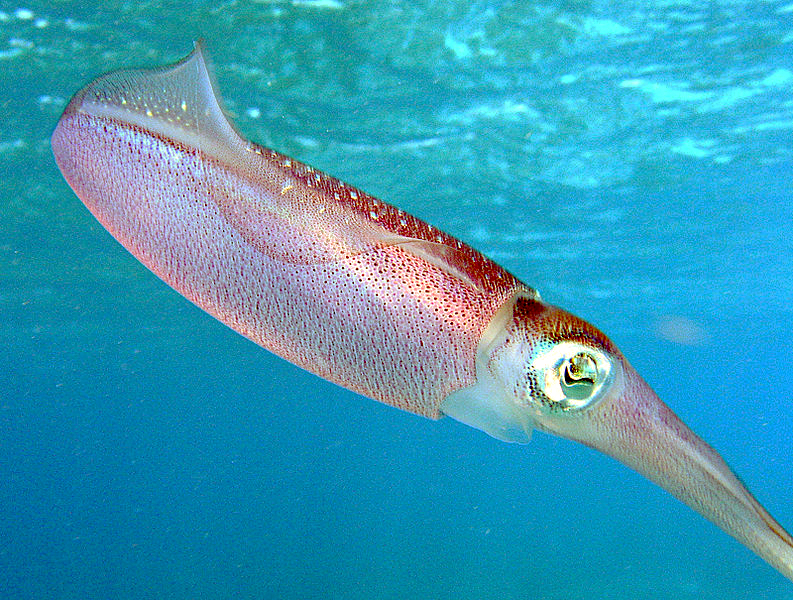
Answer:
[{"xmin": 2, "ymin": 1, "xmax": 793, "ymax": 598}]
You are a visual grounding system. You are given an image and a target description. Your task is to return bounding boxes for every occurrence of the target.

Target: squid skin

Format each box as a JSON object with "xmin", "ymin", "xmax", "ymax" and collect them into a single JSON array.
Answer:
[{"xmin": 51, "ymin": 44, "xmax": 793, "ymax": 583}]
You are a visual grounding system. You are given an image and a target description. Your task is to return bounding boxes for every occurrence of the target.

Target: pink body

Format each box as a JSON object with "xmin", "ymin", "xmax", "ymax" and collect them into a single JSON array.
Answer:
[{"xmin": 51, "ymin": 47, "xmax": 527, "ymax": 418}]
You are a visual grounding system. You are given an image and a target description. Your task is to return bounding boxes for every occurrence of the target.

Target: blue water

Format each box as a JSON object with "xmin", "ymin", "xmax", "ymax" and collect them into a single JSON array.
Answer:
[{"xmin": 2, "ymin": 1, "xmax": 792, "ymax": 598}]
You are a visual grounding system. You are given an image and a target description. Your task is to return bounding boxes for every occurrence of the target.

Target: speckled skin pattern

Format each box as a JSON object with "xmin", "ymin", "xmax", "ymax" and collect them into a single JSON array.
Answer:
[{"xmin": 50, "ymin": 46, "xmax": 529, "ymax": 418}]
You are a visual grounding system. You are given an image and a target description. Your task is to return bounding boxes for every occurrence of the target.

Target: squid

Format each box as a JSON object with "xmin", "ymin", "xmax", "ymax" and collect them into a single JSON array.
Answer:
[{"xmin": 51, "ymin": 43, "xmax": 793, "ymax": 582}]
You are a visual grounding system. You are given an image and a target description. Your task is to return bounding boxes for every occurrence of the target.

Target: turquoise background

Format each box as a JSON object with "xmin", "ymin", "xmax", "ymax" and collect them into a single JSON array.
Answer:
[{"xmin": 2, "ymin": 1, "xmax": 792, "ymax": 598}]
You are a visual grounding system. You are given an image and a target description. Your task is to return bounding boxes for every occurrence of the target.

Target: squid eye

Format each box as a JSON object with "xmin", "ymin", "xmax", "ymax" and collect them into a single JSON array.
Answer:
[{"xmin": 533, "ymin": 342, "xmax": 613, "ymax": 411}]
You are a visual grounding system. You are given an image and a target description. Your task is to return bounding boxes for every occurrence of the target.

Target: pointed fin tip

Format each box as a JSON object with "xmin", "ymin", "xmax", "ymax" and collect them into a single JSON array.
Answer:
[{"xmin": 71, "ymin": 41, "xmax": 250, "ymax": 163}]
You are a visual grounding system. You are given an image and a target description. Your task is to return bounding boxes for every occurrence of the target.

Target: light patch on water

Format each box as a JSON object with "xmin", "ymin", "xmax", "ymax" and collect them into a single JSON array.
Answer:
[
  {"xmin": 338, "ymin": 135, "xmax": 446, "ymax": 154},
  {"xmin": 586, "ymin": 285, "xmax": 617, "ymax": 300},
  {"xmin": 0, "ymin": 48, "xmax": 22, "ymax": 59},
  {"xmin": 446, "ymin": 101, "xmax": 539, "ymax": 125},
  {"xmin": 698, "ymin": 86, "xmax": 760, "ymax": 112},
  {"xmin": 291, "ymin": 0, "xmax": 344, "ymax": 9},
  {"xmin": 8, "ymin": 37, "xmax": 33, "ymax": 49},
  {"xmin": 388, "ymin": 137, "xmax": 444, "ymax": 151},
  {"xmin": 581, "ymin": 17, "xmax": 632, "ymax": 37},
  {"xmin": 37, "ymin": 94, "xmax": 64, "ymax": 107},
  {"xmin": 443, "ymin": 33, "xmax": 472, "ymax": 59},
  {"xmin": 654, "ymin": 315, "xmax": 710, "ymax": 346},
  {"xmin": 694, "ymin": 69, "xmax": 792, "ymax": 113},
  {"xmin": 555, "ymin": 15, "xmax": 632, "ymax": 37},
  {"xmin": 64, "ymin": 18, "xmax": 90, "ymax": 32},
  {"xmin": 760, "ymin": 68, "xmax": 793, "ymax": 88},
  {"xmin": 0, "ymin": 139, "xmax": 26, "ymax": 153},
  {"xmin": 671, "ymin": 137, "xmax": 717, "ymax": 158},
  {"xmin": 734, "ymin": 118, "xmax": 793, "ymax": 133},
  {"xmin": 293, "ymin": 135, "xmax": 319, "ymax": 148},
  {"xmin": 468, "ymin": 225, "xmax": 492, "ymax": 244},
  {"xmin": 13, "ymin": 8, "xmax": 34, "ymax": 20},
  {"xmin": 753, "ymin": 118, "xmax": 793, "ymax": 131},
  {"xmin": 619, "ymin": 78, "xmax": 714, "ymax": 103}
]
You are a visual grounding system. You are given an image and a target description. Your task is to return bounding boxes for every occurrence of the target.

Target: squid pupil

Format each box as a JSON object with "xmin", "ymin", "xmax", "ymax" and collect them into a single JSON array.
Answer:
[{"xmin": 562, "ymin": 353, "xmax": 597, "ymax": 398}]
